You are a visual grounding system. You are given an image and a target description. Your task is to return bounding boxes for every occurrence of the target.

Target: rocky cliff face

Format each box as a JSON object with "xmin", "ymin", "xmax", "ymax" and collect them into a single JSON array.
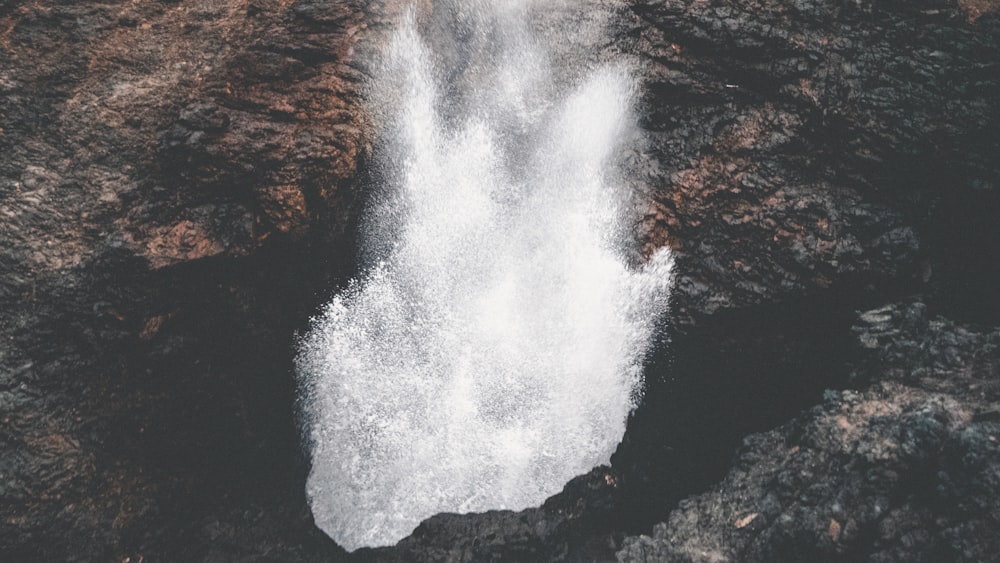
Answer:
[
  {"xmin": 1, "ymin": 0, "xmax": 398, "ymax": 559},
  {"xmin": 629, "ymin": 0, "xmax": 1000, "ymax": 323},
  {"xmin": 616, "ymin": 0, "xmax": 1000, "ymax": 559},
  {"xmin": 620, "ymin": 303, "xmax": 1000, "ymax": 562},
  {"xmin": 1, "ymin": 0, "xmax": 998, "ymax": 561}
]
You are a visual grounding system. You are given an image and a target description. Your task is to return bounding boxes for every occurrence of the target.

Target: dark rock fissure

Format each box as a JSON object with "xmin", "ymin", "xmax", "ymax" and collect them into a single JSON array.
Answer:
[{"xmin": 615, "ymin": 286, "xmax": 878, "ymax": 532}]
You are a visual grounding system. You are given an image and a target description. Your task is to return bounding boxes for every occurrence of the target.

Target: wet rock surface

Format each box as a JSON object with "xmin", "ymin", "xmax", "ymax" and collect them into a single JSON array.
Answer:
[
  {"xmin": 609, "ymin": 0, "xmax": 1000, "ymax": 559},
  {"xmin": 618, "ymin": 303, "xmax": 1000, "ymax": 562},
  {"xmin": 1, "ymin": 0, "xmax": 403, "ymax": 559},
  {"xmin": 1, "ymin": 0, "xmax": 998, "ymax": 561},
  {"xmin": 629, "ymin": 0, "xmax": 1000, "ymax": 323}
]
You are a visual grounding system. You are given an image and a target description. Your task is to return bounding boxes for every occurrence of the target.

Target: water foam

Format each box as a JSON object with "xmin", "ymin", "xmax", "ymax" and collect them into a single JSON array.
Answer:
[{"xmin": 297, "ymin": 2, "xmax": 673, "ymax": 550}]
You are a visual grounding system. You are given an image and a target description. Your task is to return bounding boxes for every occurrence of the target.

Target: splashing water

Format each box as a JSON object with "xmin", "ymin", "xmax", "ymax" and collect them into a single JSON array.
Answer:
[{"xmin": 297, "ymin": 1, "xmax": 673, "ymax": 551}]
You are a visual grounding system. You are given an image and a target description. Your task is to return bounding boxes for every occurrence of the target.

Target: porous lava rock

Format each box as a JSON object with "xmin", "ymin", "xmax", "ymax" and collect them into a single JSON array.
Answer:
[
  {"xmin": 2, "ymin": 0, "xmax": 998, "ymax": 560},
  {"xmin": 618, "ymin": 303, "xmax": 1000, "ymax": 562},
  {"xmin": 1, "ymin": 0, "xmax": 404, "ymax": 559}
]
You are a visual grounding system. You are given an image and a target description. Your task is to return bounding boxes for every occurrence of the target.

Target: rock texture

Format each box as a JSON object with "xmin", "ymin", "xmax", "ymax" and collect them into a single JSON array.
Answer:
[
  {"xmin": 629, "ymin": 0, "xmax": 1000, "ymax": 323},
  {"xmin": 1, "ymin": 0, "xmax": 998, "ymax": 560},
  {"xmin": 618, "ymin": 303, "xmax": 1000, "ymax": 562},
  {"xmin": 1, "ymin": 0, "xmax": 402, "ymax": 559},
  {"xmin": 611, "ymin": 0, "xmax": 1000, "ymax": 559}
]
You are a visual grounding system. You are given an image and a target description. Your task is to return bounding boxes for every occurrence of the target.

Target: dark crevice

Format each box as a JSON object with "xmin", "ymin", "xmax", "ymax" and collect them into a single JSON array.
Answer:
[{"xmin": 611, "ymin": 280, "xmax": 894, "ymax": 536}]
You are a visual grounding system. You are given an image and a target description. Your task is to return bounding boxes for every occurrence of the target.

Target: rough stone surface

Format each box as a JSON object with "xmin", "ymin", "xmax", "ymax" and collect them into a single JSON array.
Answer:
[
  {"xmin": 618, "ymin": 303, "xmax": 1000, "ymax": 563},
  {"xmin": 628, "ymin": 0, "xmax": 1000, "ymax": 324},
  {"xmin": 0, "ymin": 0, "xmax": 403, "ymax": 559},
  {"xmin": 607, "ymin": 0, "xmax": 1000, "ymax": 558},
  {"xmin": 1, "ymin": 0, "xmax": 998, "ymax": 560}
]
